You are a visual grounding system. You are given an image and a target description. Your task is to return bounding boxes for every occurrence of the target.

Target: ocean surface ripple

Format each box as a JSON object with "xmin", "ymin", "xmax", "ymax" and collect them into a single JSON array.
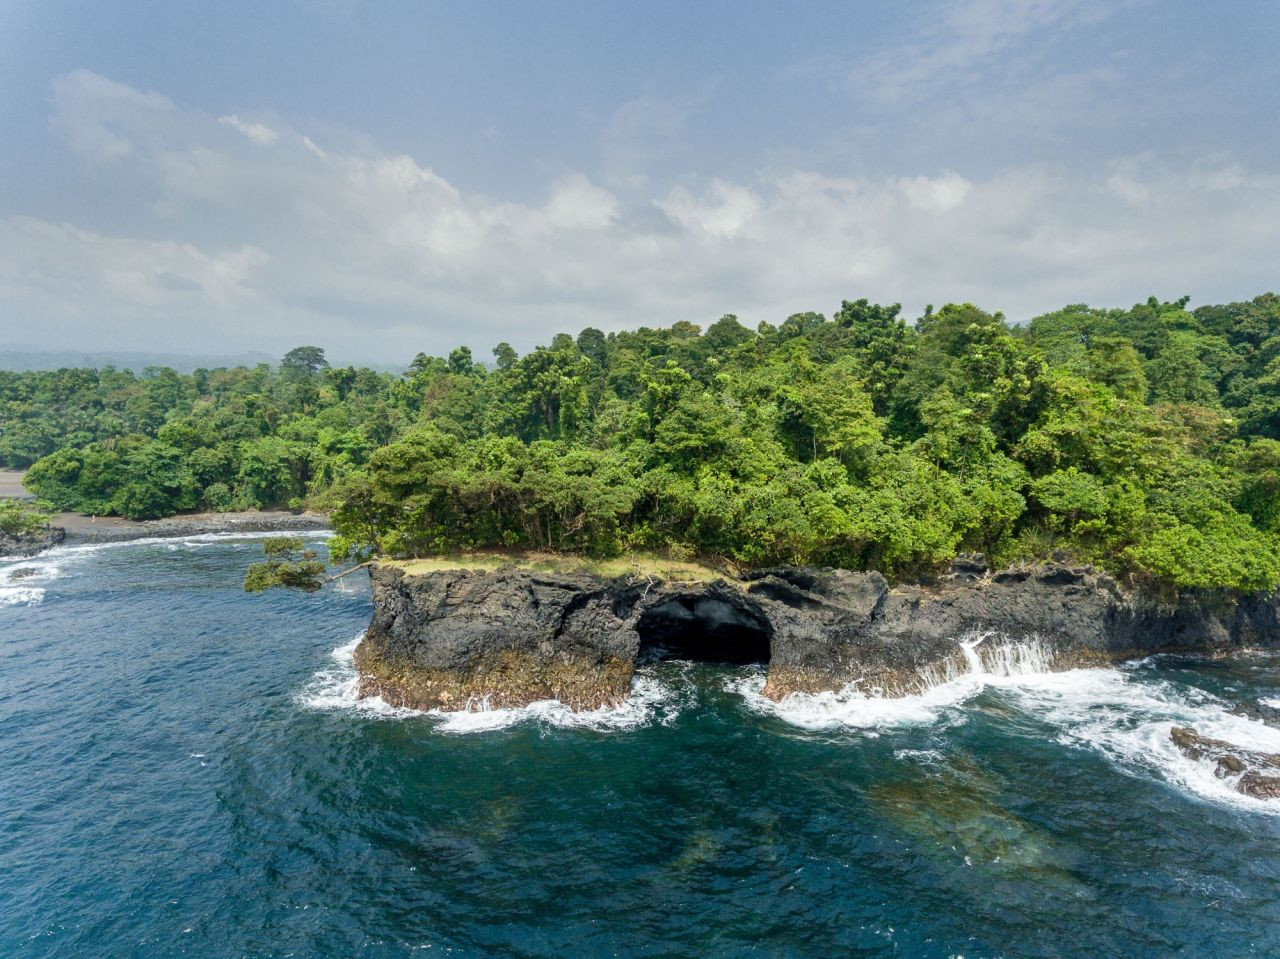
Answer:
[{"xmin": 3, "ymin": 538, "xmax": 1280, "ymax": 957}]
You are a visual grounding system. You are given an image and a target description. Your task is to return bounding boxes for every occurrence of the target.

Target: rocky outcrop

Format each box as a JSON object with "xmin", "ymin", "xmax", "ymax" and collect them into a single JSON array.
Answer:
[
  {"xmin": 755, "ymin": 557, "xmax": 1280, "ymax": 697},
  {"xmin": 355, "ymin": 567, "xmax": 642, "ymax": 710},
  {"xmin": 0, "ymin": 525, "xmax": 65, "ymax": 558},
  {"xmin": 354, "ymin": 556, "xmax": 1280, "ymax": 712},
  {"xmin": 1170, "ymin": 726, "xmax": 1280, "ymax": 800}
]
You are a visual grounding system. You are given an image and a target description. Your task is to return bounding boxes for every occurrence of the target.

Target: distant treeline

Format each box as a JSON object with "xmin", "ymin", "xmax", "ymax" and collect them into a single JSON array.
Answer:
[
  {"xmin": 7, "ymin": 294, "xmax": 1280, "ymax": 591},
  {"xmin": 0, "ymin": 349, "xmax": 277, "ymax": 375}
]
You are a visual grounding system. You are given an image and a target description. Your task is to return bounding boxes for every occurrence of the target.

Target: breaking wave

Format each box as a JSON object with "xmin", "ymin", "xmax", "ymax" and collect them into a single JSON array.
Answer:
[
  {"xmin": 298, "ymin": 634, "xmax": 688, "ymax": 733},
  {"xmin": 0, "ymin": 559, "xmax": 61, "ymax": 607},
  {"xmin": 1001, "ymin": 667, "xmax": 1280, "ymax": 811},
  {"xmin": 47, "ymin": 529, "xmax": 332, "ymax": 558},
  {"xmin": 297, "ymin": 624, "xmax": 1280, "ymax": 806},
  {"xmin": 0, "ymin": 533, "xmax": 332, "ymax": 608},
  {"xmin": 729, "ymin": 632, "xmax": 1280, "ymax": 809},
  {"xmin": 726, "ymin": 634, "xmax": 1053, "ymax": 731}
]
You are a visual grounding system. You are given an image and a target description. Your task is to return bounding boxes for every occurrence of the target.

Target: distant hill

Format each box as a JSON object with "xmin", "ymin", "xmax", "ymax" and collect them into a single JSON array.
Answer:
[{"xmin": 0, "ymin": 349, "xmax": 279, "ymax": 374}]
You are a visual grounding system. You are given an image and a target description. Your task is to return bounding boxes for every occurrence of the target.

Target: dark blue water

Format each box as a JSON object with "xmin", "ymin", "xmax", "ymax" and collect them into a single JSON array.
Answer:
[{"xmin": 4, "ymin": 537, "xmax": 1280, "ymax": 958}]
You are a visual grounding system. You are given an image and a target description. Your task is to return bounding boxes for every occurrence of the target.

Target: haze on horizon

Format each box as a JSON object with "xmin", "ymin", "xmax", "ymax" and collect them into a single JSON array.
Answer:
[{"xmin": 1, "ymin": 0, "xmax": 1277, "ymax": 365}]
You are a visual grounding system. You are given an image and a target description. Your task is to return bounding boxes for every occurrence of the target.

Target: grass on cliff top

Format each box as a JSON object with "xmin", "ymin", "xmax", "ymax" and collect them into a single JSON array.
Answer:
[{"xmin": 382, "ymin": 550, "xmax": 733, "ymax": 583}]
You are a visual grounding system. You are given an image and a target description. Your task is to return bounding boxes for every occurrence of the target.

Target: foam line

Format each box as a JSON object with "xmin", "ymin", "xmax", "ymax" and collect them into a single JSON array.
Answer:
[{"xmin": 298, "ymin": 635, "xmax": 688, "ymax": 733}]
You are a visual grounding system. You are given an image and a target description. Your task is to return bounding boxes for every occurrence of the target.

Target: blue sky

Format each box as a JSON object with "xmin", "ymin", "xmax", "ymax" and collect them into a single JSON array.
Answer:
[{"xmin": 1, "ymin": 0, "xmax": 1277, "ymax": 362}]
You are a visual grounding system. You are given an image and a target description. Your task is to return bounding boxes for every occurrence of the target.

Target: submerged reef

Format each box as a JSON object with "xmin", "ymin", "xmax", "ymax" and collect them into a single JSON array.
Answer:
[{"xmin": 354, "ymin": 555, "xmax": 1280, "ymax": 712}]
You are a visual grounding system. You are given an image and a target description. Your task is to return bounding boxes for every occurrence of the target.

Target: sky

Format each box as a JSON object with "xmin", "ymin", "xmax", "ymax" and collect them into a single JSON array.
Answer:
[{"xmin": 1, "ymin": 0, "xmax": 1277, "ymax": 364}]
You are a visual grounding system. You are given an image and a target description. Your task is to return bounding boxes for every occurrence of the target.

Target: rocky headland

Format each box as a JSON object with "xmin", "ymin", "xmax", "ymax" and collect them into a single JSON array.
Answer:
[
  {"xmin": 0, "ymin": 525, "xmax": 66, "ymax": 558},
  {"xmin": 354, "ymin": 555, "xmax": 1280, "ymax": 712}
]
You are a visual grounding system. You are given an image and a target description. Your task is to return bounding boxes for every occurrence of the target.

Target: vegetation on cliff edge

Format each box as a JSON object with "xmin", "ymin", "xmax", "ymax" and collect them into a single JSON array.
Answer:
[{"xmin": 9, "ymin": 294, "xmax": 1280, "ymax": 591}]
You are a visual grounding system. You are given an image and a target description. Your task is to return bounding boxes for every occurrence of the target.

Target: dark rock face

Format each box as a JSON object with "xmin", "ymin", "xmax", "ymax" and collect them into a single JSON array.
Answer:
[
  {"xmin": 355, "ymin": 559, "xmax": 1280, "ymax": 712},
  {"xmin": 356, "ymin": 567, "xmax": 644, "ymax": 710},
  {"xmin": 1170, "ymin": 726, "xmax": 1280, "ymax": 799},
  {"xmin": 0, "ymin": 525, "xmax": 65, "ymax": 559}
]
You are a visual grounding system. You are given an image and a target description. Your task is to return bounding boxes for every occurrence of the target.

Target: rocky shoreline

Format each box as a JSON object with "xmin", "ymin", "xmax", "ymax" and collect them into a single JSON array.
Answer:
[
  {"xmin": 0, "ymin": 525, "xmax": 67, "ymax": 558},
  {"xmin": 354, "ymin": 555, "xmax": 1280, "ymax": 714},
  {"xmin": 0, "ymin": 510, "xmax": 329, "ymax": 557}
]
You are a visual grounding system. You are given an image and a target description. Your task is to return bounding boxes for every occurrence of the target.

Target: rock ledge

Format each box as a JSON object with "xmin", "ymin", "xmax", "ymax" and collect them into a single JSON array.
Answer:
[{"xmin": 354, "ymin": 556, "xmax": 1280, "ymax": 711}]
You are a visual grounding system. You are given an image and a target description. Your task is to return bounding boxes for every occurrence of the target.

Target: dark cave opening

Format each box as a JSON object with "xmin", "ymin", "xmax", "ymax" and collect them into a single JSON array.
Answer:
[{"xmin": 635, "ymin": 597, "xmax": 772, "ymax": 665}]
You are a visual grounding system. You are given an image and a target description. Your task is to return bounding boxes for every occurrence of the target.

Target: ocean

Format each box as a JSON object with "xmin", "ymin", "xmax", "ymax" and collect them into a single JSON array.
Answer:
[{"xmin": 3, "ymin": 535, "xmax": 1280, "ymax": 957}]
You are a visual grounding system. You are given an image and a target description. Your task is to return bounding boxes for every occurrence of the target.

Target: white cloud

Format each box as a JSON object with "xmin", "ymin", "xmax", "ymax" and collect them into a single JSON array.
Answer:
[
  {"xmin": 599, "ymin": 89, "xmax": 714, "ymax": 181},
  {"xmin": 4, "ymin": 69, "xmax": 1279, "ymax": 361},
  {"xmin": 660, "ymin": 180, "xmax": 762, "ymax": 238},
  {"xmin": 1188, "ymin": 157, "xmax": 1247, "ymax": 192},
  {"xmin": 1105, "ymin": 158, "xmax": 1151, "ymax": 204},
  {"xmin": 898, "ymin": 171, "xmax": 973, "ymax": 211},
  {"xmin": 218, "ymin": 114, "xmax": 279, "ymax": 145},
  {"xmin": 543, "ymin": 175, "xmax": 620, "ymax": 231},
  {"xmin": 50, "ymin": 69, "xmax": 174, "ymax": 160},
  {"xmin": 851, "ymin": 0, "xmax": 1114, "ymax": 107}
]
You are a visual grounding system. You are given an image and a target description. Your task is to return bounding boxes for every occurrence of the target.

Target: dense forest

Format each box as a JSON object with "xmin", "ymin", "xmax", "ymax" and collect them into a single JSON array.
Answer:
[{"xmin": 7, "ymin": 293, "xmax": 1280, "ymax": 590}]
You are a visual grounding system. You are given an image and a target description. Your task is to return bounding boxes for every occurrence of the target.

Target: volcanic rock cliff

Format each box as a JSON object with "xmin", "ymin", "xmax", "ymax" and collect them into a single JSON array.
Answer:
[{"xmin": 353, "ymin": 556, "xmax": 1280, "ymax": 712}]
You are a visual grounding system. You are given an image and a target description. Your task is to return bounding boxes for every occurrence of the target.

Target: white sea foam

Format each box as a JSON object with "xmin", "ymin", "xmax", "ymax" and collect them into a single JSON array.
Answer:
[
  {"xmin": 0, "ymin": 559, "xmax": 61, "ymax": 607},
  {"xmin": 999, "ymin": 667, "xmax": 1280, "ymax": 811},
  {"xmin": 0, "ymin": 532, "xmax": 330, "ymax": 605},
  {"xmin": 0, "ymin": 585, "xmax": 44, "ymax": 607},
  {"xmin": 893, "ymin": 748, "xmax": 946, "ymax": 765},
  {"xmin": 727, "ymin": 634, "xmax": 1052, "ymax": 731},
  {"xmin": 727, "ymin": 670, "xmax": 976, "ymax": 730},
  {"xmin": 427, "ymin": 671, "xmax": 680, "ymax": 733},
  {"xmin": 298, "ymin": 634, "xmax": 685, "ymax": 733},
  {"xmin": 1, "ymin": 559, "xmax": 60, "ymax": 582},
  {"xmin": 296, "ymin": 634, "xmax": 416, "ymax": 717},
  {"xmin": 1261, "ymin": 697, "xmax": 1280, "ymax": 709},
  {"xmin": 45, "ymin": 529, "xmax": 332, "ymax": 559},
  {"xmin": 730, "ymin": 630, "xmax": 1280, "ymax": 809},
  {"xmin": 303, "ymin": 628, "xmax": 1280, "ymax": 804}
]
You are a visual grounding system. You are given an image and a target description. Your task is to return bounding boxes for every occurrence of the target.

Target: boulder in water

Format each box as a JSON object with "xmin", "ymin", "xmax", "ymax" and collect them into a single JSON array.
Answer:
[{"xmin": 1169, "ymin": 726, "xmax": 1280, "ymax": 800}]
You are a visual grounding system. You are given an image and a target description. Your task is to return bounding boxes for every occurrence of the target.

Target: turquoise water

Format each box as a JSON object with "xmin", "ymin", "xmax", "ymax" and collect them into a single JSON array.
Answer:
[{"xmin": 3, "ymin": 537, "xmax": 1280, "ymax": 958}]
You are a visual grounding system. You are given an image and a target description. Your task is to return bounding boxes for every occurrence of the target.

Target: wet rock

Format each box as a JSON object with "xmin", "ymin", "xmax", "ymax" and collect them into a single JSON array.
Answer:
[
  {"xmin": 1237, "ymin": 771, "xmax": 1280, "ymax": 800},
  {"xmin": 1169, "ymin": 726, "xmax": 1280, "ymax": 800},
  {"xmin": 1229, "ymin": 699, "xmax": 1280, "ymax": 728},
  {"xmin": 0, "ymin": 525, "xmax": 65, "ymax": 559},
  {"xmin": 356, "ymin": 566, "xmax": 644, "ymax": 711},
  {"xmin": 7, "ymin": 567, "xmax": 39, "ymax": 580},
  {"xmin": 357, "ymin": 559, "xmax": 1280, "ymax": 712}
]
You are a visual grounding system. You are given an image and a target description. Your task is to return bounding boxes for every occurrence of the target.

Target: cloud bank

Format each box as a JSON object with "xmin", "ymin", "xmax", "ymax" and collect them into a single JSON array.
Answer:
[{"xmin": 2, "ymin": 66, "xmax": 1277, "ymax": 362}]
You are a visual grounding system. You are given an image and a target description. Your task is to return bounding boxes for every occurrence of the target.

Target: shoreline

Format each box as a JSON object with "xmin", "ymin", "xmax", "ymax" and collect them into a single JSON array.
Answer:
[
  {"xmin": 52, "ymin": 509, "xmax": 330, "ymax": 545},
  {"xmin": 1, "ymin": 469, "xmax": 330, "ymax": 546}
]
